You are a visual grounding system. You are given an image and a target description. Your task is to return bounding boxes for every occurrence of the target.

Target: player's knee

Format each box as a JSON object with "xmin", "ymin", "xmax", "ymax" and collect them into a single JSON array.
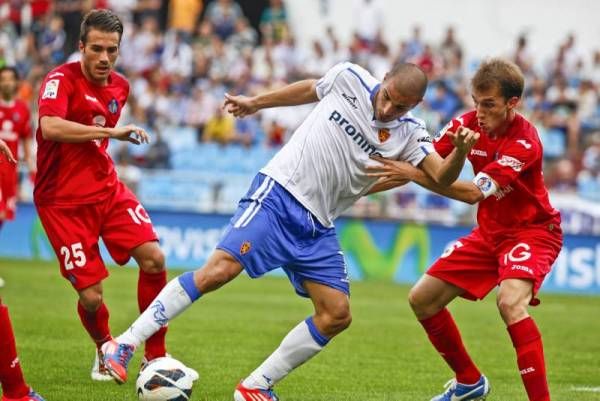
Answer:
[
  {"xmin": 139, "ymin": 247, "xmax": 166, "ymax": 274},
  {"xmin": 196, "ymin": 254, "xmax": 241, "ymax": 293},
  {"xmin": 496, "ymin": 295, "xmax": 528, "ymax": 323},
  {"xmin": 408, "ymin": 286, "xmax": 427, "ymax": 313},
  {"xmin": 319, "ymin": 305, "xmax": 352, "ymax": 335},
  {"xmin": 79, "ymin": 291, "xmax": 103, "ymax": 311}
]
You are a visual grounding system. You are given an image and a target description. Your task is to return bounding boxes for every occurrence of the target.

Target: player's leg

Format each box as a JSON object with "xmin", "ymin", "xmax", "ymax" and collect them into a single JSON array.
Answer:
[
  {"xmin": 35, "ymin": 203, "xmax": 112, "ymax": 381},
  {"xmin": 0, "ymin": 298, "xmax": 29, "ymax": 399},
  {"xmin": 99, "ymin": 182, "xmax": 169, "ymax": 363},
  {"xmin": 130, "ymin": 241, "xmax": 168, "ymax": 362},
  {"xmin": 410, "ymin": 231, "xmax": 497, "ymax": 400},
  {"xmin": 409, "ymin": 274, "xmax": 484, "ymax": 387},
  {"xmin": 77, "ymin": 282, "xmax": 113, "ymax": 381},
  {"xmin": 101, "ymin": 249, "xmax": 243, "ymax": 383},
  {"xmin": 497, "ymin": 279, "xmax": 549, "ymax": 401},
  {"xmin": 0, "ymin": 298, "xmax": 47, "ymax": 400},
  {"xmin": 235, "ymin": 282, "xmax": 350, "ymax": 401},
  {"xmin": 496, "ymin": 231, "xmax": 562, "ymax": 401}
]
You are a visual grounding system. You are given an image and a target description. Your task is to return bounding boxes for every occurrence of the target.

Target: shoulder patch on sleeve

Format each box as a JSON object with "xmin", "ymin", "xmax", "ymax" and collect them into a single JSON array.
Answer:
[{"xmin": 42, "ymin": 79, "xmax": 60, "ymax": 99}]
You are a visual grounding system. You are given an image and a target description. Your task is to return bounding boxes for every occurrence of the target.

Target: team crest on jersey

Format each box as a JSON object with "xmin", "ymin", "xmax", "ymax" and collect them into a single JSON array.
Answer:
[
  {"xmin": 378, "ymin": 128, "xmax": 390, "ymax": 143},
  {"xmin": 108, "ymin": 98, "xmax": 118, "ymax": 114},
  {"xmin": 240, "ymin": 241, "xmax": 251, "ymax": 255}
]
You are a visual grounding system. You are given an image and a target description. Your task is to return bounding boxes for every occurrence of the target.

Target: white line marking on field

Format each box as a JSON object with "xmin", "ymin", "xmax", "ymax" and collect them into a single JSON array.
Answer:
[{"xmin": 571, "ymin": 386, "xmax": 600, "ymax": 392}]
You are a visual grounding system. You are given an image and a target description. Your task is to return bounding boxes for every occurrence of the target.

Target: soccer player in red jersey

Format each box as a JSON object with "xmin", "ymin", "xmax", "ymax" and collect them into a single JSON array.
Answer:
[
  {"xmin": 0, "ymin": 143, "xmax": 44, "ymax": 401},
  {"xmin": 368, "ymin": 58, "xmax": 561, "ymax": 401},
  {"xmin": 0, "ymin": 66, "xmax": 34, "ymax": 230},
  {"xmin": 0, "ymin": 66, "xmax": 34, "ymax": 289},
  {"xmin": 33, "ymin": 9, "xmax": 173, "ymax": 381}
]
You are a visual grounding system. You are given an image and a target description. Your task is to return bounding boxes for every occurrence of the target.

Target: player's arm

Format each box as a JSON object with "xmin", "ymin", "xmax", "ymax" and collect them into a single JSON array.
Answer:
[
  {"xmin": 366, "ymin": 157, "xmax": 489, "ymax": 204},
  {"xmin": 0, "ymin": 139, "xmax": 16, "ymax": 164},
  {"xmin": 40, "ymin": 116, "xmax": 150, "ymax": 144},
  {"xmin": 418, "ymin": 126, "xmax": 479, "ymax": 186},
  {"xmin": 365, "ymin": 176, "xmax": 410, "ymax": 195},
  {"xmin": 223, "ymin": 79, "xmax": 318, "ymax": 118},
  {"xmin": 22, "ymin": 136, "xmax": 35, "ymax": 172}
]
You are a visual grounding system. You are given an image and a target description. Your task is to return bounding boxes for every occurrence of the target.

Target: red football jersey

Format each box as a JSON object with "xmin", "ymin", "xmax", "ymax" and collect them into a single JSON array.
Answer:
[
  {"xmin": 34, "ymin": 62, "xmax": 129, "ymax": 206},
  {"xmin": 434, "ymin": 110, "xmax": 560, "ymax": 238},
  {"xmin": 0, "ymin": 99, "xmax": 31, "ymax": 159}
]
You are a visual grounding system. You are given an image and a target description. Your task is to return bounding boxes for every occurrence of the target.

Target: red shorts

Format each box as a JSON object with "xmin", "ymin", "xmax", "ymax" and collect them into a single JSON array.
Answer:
[
  {"xmin": 0, "ymin": 164, "xmax": 17, "ymax": 220},
  {"xmin": 428, "ymin": 226, "xmax": 563, "ymax": 303},
  {"xmin": 36, "ymin": 181, "xmax": 158, "ymax": 290}
]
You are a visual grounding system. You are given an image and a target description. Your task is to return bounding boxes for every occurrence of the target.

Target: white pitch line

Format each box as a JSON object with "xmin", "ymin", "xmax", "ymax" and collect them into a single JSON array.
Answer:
[{"xmin": 571, "ymin": 386, "xmax": 600, "ymax": 393}]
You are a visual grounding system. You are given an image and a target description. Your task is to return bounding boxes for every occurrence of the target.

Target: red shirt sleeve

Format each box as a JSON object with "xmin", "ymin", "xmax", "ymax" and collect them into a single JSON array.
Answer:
[
  {"xmin": 482, "ymin": 138, "xmax": 541, "ymax": 188},
  {"xmin": 38, "ymin": 72, "xmax": 74, "ymax": 119},
  {"xmin": 433, "ymin": 118, "xmax": 462, "ymax": 157}
]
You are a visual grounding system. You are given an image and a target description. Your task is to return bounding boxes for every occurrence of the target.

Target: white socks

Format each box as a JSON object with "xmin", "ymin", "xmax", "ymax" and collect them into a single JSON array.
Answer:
[
  {"xmin": 117, "ymin": 272, "xmax": 201, "ymax": 347},
  {"xmin": 242, "ymin": 318, "xmax": 329, "ymax": 389}
]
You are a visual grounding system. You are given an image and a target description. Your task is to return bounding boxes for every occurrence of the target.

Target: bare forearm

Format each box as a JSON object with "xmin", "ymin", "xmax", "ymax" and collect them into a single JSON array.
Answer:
[
  {"xmin": 253, "ymin": 79, "xmax": 318, "ymax": 109},
  {"xmin": 365, "ymin": 177, "xmax": 405, "ymax": 195},
  {"xmin": 411, "ymin": 168, "xmax": 483, "ymax": 204},
  {"xmin": 40, "ymin": 116, "xmax": 111, "ymax": 143},
  {"xmin": 434, "ymin": 148, "xmax": 468, "ymax": 186}
]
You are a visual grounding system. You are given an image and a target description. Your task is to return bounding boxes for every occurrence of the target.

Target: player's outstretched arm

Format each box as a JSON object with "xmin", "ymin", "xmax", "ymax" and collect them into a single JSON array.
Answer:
[
  {"xmin": 0, "ymin": 139, "xmax": 16, "ymax": 164},
  {"xmin": 40, "ymin": 116, "xmax": 150, "ymax": 144},
  {"xmin": 223, "ymin": 79, "xmax": 319, "ymax": 118},
  {"xmin": 367, "ymin": 156, "xmax": 484, "ymax": 204},
  {"xmin": 419, "ymin": 126, "xmax": 480, "ymax": 186}
]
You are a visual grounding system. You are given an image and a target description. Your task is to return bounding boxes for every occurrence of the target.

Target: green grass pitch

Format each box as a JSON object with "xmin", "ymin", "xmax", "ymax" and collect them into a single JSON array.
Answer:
[{"xmin": 1, "ymin": 259, "xmax": 599, "ymax": 400}]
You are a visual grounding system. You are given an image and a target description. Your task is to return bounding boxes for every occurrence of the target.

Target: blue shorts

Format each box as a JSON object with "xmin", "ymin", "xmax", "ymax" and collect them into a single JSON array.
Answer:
[{"xmin": 217, "ymin": 173, "xmax": 349, "ymax": 298}]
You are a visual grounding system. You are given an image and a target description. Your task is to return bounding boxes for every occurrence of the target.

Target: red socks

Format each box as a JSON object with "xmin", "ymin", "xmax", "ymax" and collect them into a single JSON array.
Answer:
[
  {"xmin": 138, "ymin": 270, "xmax": 168, "ymax": 360},
  {"xmin": 419, "ymin": 308, "xmax": 481, "ymax": 384},
  {"xmin": 0, "ymin": 304, "xmax": 30, "ymax": 398},
  {"xmin": 508, "ymin": 317, "xmax": 550, "ymax": 401},
  {"xmin": 77, "ymin": 301, "xmax": 111, "ymax": 348}
]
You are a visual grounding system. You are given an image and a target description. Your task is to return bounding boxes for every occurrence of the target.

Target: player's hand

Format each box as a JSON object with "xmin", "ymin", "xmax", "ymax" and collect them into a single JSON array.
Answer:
[
  {"xmin": 110, "ymin": 124, "xmax": 150, "ymax": 145},
  {"xmin": 366, "ymin": 155, "xmax": 415, "ymax": 183},
  {"xmin": 447, "ymin": 126, "xmax": 479, "ymax": 154},
  {"xmin": 223, "ymin": 93, "xmax": 258, "ymax": 118},
  {"xmin": 0, "ymin": 139, "xmax": 16, "ymax": 164}
]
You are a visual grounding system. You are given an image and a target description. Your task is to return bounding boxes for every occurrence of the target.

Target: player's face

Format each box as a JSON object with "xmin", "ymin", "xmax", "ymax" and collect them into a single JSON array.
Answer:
[
  {"xmin": 0, "ymin": 70, "xmax": 17, "ymax": 99},
  {"xmin": 373, "ymin": 80, "xmax": 420, "ymax": 123},
  {"xmin": 472, "ymin": 85, "xmax": 519, "ymax": 135},
  {"xmin": 79, "ymin": 28, "xmax": 120, "ymax": 85}
]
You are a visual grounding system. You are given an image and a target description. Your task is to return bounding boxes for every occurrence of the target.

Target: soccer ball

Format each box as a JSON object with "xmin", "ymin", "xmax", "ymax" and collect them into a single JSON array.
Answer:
[{"xmin": 136, "ymin": 356, "xmax": 199, "ymax": 401}]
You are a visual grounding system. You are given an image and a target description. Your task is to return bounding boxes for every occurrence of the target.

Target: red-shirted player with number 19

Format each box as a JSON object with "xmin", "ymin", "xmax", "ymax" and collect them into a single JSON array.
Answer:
[
  {"xmin": 368, "ymin": 58, "xmax": 561, "ymax": 401},
  {"xmin": 33, "ymin": 9, "xmax": 185, "ymax": 382}
]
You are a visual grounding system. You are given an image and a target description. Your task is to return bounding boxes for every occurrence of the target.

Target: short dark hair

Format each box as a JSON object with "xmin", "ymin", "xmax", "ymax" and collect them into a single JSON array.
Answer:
[
  {"xmin": 0, "ymin": 66, "xmax": 19, "ymax": 80},
  {"xmin": 471, "ymin": 58, "xmax": 524, "ymax": 100},
  {"xmin": 387, "ymin": 63, "xmax": 428, "ymax": 100},
  {"xmin": 80, "ymin": 9, "xmax": 124, "ymax": 45}
]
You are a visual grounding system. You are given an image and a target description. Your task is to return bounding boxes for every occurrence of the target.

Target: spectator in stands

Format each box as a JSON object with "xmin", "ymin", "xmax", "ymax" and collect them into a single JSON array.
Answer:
[
  {"xmin": 260, "ymin": 0, "xmax": 288, "ymax": 43},
  {"xmin": 145, "ymin": 132, "xmax": 172, "ymax": 169},
  {"xmin": 205, "ymin": 0, "xmax": 243, "ymax": 41},
  {"xmin": 202, "ymin": 106, "xmax": 235, "ymax": 145},
  {"xmin": 547, "ymin": 158, "xmax": 578, "ymax": 192},
  {"xmin": 38, "ymin": 15, "xmax": 66, "ymax": 66},
  {"xmin": 351, "ymin": 0, "xmax": 383, "ymax": 50},
  {"xmin": 168, "ymin": 0, "xmax": 203, "ymax": 41}
]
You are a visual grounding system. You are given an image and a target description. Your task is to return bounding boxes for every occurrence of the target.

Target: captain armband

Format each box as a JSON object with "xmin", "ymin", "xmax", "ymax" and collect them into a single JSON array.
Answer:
[{"xmin": 472, "ymin": 172, "xmax": 498, "ymax": 199}]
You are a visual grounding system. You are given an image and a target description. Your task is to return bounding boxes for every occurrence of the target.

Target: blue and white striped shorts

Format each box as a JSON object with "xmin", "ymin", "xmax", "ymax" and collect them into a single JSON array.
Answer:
[{"xmin": 216, "ymin": 173, "xmax": 350, "ymax": 297}]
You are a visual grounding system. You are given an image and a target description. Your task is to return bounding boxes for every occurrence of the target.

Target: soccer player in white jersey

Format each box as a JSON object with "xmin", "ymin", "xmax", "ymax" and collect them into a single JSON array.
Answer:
[{"xmin": 101, "ymin": 62, "xmax": 479, "ymax": 399}]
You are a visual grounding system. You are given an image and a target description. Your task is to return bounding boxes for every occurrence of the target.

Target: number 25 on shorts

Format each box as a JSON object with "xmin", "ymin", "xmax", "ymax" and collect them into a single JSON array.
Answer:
[{"xmin": 60, "ymin": 242, "xmax": 87, "ymax": 270}]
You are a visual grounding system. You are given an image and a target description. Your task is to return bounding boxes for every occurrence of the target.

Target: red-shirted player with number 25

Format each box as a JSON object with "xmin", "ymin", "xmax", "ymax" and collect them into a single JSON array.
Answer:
[
  {"xmin": 33, "ymin": 9, "xmax": 184, "ymax": 382},
  {"xmin": 368, "ymin": 58, "xmax": 561, "ymax": 401}
]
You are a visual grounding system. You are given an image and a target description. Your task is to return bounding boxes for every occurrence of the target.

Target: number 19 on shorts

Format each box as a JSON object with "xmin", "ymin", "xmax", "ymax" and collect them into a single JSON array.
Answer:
[{"xmin": 60, "ymin": 242, "xmax": 87, "ymax": 270}]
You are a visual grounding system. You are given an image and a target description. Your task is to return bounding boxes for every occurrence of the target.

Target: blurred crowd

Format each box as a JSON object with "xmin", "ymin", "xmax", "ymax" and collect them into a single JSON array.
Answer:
[{"xmin": 1, "ymin": 0, "xmax": 599, "ymax": 216}]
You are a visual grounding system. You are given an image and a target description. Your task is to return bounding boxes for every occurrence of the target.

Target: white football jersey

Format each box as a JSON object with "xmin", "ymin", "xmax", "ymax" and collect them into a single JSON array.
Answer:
[{"xmin": 260, "ymin": 62, "xmax": 434, "ymax": 227}]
